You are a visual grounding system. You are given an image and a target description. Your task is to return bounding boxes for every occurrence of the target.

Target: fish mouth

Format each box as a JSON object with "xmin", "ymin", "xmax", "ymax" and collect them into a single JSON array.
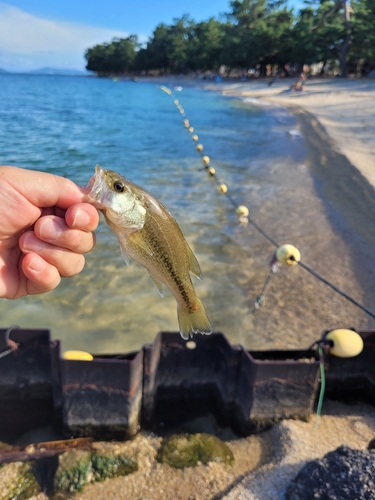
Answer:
[{"xmin": 87, "ymin": 164, "xmax": 106, "ymax": 205}]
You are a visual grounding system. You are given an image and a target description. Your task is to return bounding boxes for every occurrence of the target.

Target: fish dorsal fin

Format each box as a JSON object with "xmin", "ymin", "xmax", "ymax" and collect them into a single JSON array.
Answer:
[
  {"xmin": 148, "ymin": 271, "xmax": 164, "ymax": 297},
  {"xmin": 130, "ymin": 231, "xmax": 154, "ymax": 256},
  {"xmin": 187, "ymin": 244, "xmax": 202, "ymax": 280}
]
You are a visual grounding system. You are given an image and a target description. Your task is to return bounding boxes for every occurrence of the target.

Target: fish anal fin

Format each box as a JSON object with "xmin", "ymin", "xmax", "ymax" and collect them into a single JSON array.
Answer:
[
  {"xmin": 148, "ymin": 272, "xmax": 164, "ymax": 297},
  {"xmin": 187, "ymin": 245, "xmax": 203, "ymax": 280}
]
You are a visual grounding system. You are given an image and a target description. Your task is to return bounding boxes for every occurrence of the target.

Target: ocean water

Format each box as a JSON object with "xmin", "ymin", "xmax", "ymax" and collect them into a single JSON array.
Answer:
[{"xmin": 0, "ymin": 75, "xmax": 373, "ymax": 353}]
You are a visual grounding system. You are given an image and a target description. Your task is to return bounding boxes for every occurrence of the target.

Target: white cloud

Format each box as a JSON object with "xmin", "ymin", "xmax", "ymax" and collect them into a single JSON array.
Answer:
[{"xmin": 0, "ymin": 3, "xmax": 144, "ymax": 71}]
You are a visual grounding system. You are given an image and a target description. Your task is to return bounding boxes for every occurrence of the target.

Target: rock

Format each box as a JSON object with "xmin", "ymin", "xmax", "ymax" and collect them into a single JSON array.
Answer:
[
  {"xmin": 286, "ymin": 445, "xmax": 375, "ymax": 500},
  {"xmin": 0, "ymin": 461, "xmax": 41, "ymax": 500},
  {"xmin": 91, "ymin": 452, "xmax": 137, "ymax": 481},
  {"xmin": 156, "ymin": 433, "xmax": 234, "ymax": 469},
  {"xmin": 54, "ymin": 450, "xmax": 93, "ymax": 493},
  {"xmin": 53, "ymin": 447, "xmax": 137, "ymax": 493}
]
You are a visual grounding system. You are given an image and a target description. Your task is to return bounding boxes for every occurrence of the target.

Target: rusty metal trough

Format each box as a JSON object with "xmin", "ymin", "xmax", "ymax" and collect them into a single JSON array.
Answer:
[{"xmin": 0, "ymin": 328, "xmax": 374, "ymax": 441}]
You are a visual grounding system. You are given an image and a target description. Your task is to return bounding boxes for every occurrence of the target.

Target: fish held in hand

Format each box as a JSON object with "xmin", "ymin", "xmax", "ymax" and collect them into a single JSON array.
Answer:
[{"xmin": 87, "ymin": 165, "xmax": 212, "ymax": 340}]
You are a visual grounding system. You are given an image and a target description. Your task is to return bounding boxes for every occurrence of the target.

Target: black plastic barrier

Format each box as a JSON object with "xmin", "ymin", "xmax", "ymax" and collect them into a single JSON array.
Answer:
[{"xmin": 0, "ymin": 328, "xmax": 374, "ymax": 440}]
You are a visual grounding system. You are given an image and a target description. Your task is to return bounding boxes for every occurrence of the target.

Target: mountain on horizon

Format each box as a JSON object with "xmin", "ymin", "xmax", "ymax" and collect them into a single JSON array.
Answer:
[
  {"xmin": 28, "ymin": 67, "xmax": 91, "ymax": 76},
  {"xmin": 0, "ymin": 68, "xmax": 8, "ymax": 73}
]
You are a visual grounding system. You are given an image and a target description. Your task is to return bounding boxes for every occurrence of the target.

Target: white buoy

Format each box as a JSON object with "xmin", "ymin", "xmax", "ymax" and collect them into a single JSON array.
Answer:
[
  {"xmin": 326, "ymin": 329, "xmax": 364, "ymax": 358},
  {"xmin": 275, "ymin": 244, "xmax": 301, "ymax": 266},
  {"xmin": 236, "ymin": 205, "xmax": 249, "ymax": 217}
]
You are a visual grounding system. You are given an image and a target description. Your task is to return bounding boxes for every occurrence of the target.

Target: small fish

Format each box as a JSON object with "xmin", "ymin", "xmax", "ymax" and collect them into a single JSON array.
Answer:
[{"xmin": 87, "ymin": 165, "xmax": 212, "ymax": 340}]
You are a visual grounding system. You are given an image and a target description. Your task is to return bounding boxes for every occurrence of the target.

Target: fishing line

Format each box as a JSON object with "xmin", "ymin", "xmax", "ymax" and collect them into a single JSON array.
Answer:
[{"xmin": 159, "ymin": 87, "xmax": 375, "ymax": 321}]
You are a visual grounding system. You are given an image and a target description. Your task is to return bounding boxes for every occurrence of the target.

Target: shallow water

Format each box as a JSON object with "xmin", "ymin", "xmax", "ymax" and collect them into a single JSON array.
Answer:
[{"xmin": 0, "ymin": 75, "xmax": 374, "ymax": 353}]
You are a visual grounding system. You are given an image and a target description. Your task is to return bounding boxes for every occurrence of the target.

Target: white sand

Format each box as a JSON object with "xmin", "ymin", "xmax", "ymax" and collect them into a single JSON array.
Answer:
[{"xmin": 211, "ymin": 78, "xmax": 375, "ymax": 191}]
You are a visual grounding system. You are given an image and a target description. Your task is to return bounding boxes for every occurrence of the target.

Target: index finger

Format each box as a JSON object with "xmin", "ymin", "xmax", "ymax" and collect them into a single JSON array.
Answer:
[{"xmin": 0, "ymin": 165, "xmax": 90, "ymax": 210}]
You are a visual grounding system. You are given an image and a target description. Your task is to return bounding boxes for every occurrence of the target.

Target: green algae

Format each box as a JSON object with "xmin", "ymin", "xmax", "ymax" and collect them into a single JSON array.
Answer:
[
  {"xmin": 91, "ymin": 454, "xmax": 137, "ymax": 481},
  {"xmin": 54, "ymin": 451, "xmax": 93, "ymax": 493},
  {"xmin": 0, "ymin": 462, "xmax": 41, "ymax": 500},
  {"xmin": 157, "ymin": 433, "xmax": 234, "ymax": 469},
  {"xmin": 53, "ymin": 449, "xmax": 138, "ymax": 493}
]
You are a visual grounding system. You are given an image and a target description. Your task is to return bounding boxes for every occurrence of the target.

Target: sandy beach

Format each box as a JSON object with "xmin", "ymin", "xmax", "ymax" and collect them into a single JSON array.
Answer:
[{"xmin": 212, "ymin": 78, "xmax": 375, "ymax": 191}]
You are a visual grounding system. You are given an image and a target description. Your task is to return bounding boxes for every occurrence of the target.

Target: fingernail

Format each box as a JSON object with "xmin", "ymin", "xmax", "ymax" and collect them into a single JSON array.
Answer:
[
  {"xmin": 23, "ymin": 232, "xmax": 46, "ymax": 252},
  {"xmin": 39, "ymin": 218, "xmax": 63, "ymax": 240},
  {"xmin": 72, "ymin": 209, "xmax": 91, "ymax": 228},
  {"xmin": 28, "ymin": 255, "xmax": 46, "ymax": 273}
]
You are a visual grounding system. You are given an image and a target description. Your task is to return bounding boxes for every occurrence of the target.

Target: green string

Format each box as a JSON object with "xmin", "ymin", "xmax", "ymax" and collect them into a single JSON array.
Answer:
[{"xmin": 314, "ymin": 346, "xmax": 326, "ymax": 430}]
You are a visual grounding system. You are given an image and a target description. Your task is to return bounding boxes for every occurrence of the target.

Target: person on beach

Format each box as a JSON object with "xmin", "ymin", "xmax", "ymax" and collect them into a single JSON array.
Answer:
[{"xmin": 0, "ymin": 165, "xmax": 99, "ymax": 300}]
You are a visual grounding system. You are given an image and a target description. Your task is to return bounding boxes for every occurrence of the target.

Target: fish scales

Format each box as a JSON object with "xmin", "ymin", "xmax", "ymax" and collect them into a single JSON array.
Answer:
[{"xmin": 87, "ymin": 165, "xmax": 212, "ymax": 339}]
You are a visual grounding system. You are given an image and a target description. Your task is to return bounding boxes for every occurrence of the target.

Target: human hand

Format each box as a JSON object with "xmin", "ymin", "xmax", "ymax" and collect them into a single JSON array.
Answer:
[{"xmin": 0, "ymin": 166, "xmax": 99, "ymax": 299}]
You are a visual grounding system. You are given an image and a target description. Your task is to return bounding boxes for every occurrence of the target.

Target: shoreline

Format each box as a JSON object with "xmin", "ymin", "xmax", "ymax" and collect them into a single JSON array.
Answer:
[{"xmin": 205, "ymin": 77, "xmax": 375, "ymax": 191}]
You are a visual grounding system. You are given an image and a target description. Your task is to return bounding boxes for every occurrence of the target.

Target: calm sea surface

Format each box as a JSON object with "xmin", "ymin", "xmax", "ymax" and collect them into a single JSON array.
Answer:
[{"xmin": 0, "ymin": 75, "xmax": 373, "ymax": 353}]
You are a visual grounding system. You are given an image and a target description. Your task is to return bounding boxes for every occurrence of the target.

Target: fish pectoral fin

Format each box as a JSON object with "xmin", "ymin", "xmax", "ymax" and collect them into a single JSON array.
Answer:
[
  {"xmin": 148, "ymin": 272, "xmax": 164, "ymax": 297},
  {"xmin": 130, "ymin": 232, "xmax": 154, "ymax": 256},
  {"xmin": 187, "ymin": 245, "xmax": 203, "ymax": 280},
  {"xmin": 120, "ymin": 245, "xmax": 131, "ymax": 266}
]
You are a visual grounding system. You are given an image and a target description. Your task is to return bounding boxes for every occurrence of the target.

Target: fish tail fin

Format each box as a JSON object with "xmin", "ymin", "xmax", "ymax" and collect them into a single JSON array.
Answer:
[{"xmin": 177, "ymin": 299, "xmax": 213, "ymax": 340}]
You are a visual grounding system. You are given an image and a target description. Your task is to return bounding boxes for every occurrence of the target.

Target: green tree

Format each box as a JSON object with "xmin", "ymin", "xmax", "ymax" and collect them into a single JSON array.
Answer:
[
  {"xmin": 188, "ymin": 18, "xmax": 226, "ymax": 72},
  {"xmin": 223, "ymin": 0, "xmax": 295, "ymax": 74},
  {"xmin": 85, "ymin": 36, "xmax": 139, "ymax": 75},
  {"xmin": 350, "ymin": 0, "xmax": 375, "ymax": 70}
]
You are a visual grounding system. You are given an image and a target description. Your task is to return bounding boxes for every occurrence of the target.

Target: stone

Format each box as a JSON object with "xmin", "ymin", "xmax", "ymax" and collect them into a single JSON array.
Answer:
[
  {"xmin": 286, "ymin": 445, "xmax": 375, "ymax": 500},
  {"xmin": 53, "ymin": 447, "xmax": 137, "ymax": 493}
]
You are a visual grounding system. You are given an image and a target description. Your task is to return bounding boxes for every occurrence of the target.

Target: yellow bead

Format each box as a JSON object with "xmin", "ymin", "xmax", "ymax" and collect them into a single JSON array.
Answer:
[
  {"xmin": 63, "ymin": 350, "xmax": 93, "ymax": 361},
  {"xmin": 184, "ymin": 122, "xmax": 190, "ymax": 128},
  {"xmin": 275, "ymin": 244, "xmax": 301, "ymax": 266},
  {"xmin": 174, "ymin": 99, "xmax": 179, "ymax": 105},
  {"xmin": 188, "ymin": 126, "xmax": 194, "ymax": 133},
  {"xmin": 183, "ymin": 119, "xmax": 189, "ymax": 125},
  {"xmin": 180, "ymin": 108, "xmax": 185, "ymax": 114},
  {"xmin": 219, "ymin": 184, "xmax": 228, "ymax": 193},
  {"xmin": 202, "ymin": 156, "xmax": 210, "ymax": 165},
  {"xmin": 236, "ymin": 205, "xmax": 249, "ymax": 217},
  {"xmin": 326, "ymin": 329, "xmax": 364, "ymax": 358},
  {"xmin": 196, "ymin": 144, "xmax": 203, "ymax": 152},
  {"xmin": 192, "ymin": 135, "xmax": 199, "ymax": 141},
  {"xmin": 208, "ymin": 167, "xmax": 215, "ymax": 176}
]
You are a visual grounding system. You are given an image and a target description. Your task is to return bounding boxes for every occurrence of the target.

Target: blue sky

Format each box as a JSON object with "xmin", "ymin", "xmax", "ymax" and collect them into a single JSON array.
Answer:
[{"xmin": 0, "ymin": 1, "xmax": 301, "ymax": 72}]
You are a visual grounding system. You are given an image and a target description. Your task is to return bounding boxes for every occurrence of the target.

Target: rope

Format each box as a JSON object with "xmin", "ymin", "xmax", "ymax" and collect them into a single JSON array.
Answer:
[
  {"xmin": 314, "ymin": 346, "xmax": 326, "ymax": 430},
  {"xmin": 160, "ymin": 87, "xmax": 375, "ymax": 321},
  {"xmin": 298, "ymin": 261, "xmax": 375, "ymax": 320}
]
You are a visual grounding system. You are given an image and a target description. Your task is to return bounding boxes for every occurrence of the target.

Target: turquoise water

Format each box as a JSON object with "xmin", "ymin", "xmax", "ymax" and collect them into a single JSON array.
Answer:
[{"xmin": 1, "ymin": 75, "xmax": 371, "ymax": 353}]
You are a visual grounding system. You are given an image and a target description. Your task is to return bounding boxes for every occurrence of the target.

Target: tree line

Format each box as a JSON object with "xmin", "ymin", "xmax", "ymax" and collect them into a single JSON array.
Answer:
[{"xmin": 85, "ymin": 0, "xmax": 375, "ymax": 78}]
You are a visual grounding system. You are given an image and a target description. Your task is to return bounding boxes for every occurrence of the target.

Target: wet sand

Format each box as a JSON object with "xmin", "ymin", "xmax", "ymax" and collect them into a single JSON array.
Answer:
[{"xmin": 208, "ymin": 77, "xmax": 375, "ymax": 347}]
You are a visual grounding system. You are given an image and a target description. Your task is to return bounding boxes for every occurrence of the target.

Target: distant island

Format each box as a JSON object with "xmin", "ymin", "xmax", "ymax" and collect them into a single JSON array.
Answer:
[{"xmin": 0, "ymin": 68, "xmax": 8, "ymax": 73}]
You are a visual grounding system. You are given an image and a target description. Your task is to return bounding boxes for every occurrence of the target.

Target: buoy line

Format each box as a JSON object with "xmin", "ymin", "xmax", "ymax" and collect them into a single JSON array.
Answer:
[{"xmin": 159, "ymin": 86, "xmax": 375, "ymax": 322}]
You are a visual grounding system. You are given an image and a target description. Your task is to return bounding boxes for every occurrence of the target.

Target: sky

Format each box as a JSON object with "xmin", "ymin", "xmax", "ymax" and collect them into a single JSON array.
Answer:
[{"xmin": 0, "ymin": 0, "xmax": 233, "ymax": 72}]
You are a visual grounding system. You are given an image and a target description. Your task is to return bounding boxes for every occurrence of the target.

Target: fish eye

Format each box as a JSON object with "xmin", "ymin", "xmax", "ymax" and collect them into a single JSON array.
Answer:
[{"xmin": 113, "ymin": 182, "xmax": 124, "ymax": 193}]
